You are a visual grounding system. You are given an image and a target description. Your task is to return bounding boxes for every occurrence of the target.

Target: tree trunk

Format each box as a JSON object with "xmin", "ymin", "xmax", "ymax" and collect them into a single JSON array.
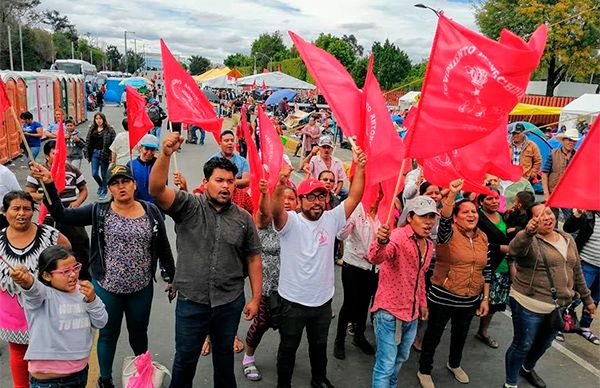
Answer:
[{"xmin": 546, "ymin": 56, "xmax": 556, "ymax": 96}]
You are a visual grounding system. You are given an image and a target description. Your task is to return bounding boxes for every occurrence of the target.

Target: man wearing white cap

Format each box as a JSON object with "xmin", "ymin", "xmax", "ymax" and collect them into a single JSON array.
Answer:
[
  {"xmin": 301, "ymin": 136, "xmax": 347, "ymax": 196},
  {"xmin": 542, "ymin": 127, "xmax": 580, "ymax": 219}
]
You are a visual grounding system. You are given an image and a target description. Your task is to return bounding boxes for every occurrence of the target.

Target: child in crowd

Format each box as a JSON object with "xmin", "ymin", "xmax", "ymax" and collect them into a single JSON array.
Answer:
[
  {"xmin": 504, "ymin": 190, "xmax": 535, "ymax": 282},
  {"xmin": 10, "ymin": 245, "xmax": 108, "ymax": 388},
  {"xmin": 65, "ymin": 119, "xmax": 86, "ymax": 169}
]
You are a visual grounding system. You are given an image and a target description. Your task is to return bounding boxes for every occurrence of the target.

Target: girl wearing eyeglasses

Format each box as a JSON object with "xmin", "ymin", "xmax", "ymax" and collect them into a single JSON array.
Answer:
[{"xmin": 10, "ymin": 245, "xmax": 108, "ymax": 388}]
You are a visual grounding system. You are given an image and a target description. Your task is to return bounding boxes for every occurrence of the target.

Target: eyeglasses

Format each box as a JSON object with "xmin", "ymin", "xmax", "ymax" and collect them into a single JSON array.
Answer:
[
  {"xmin": 320, "ymin": 178, "xmax": 335, "ymax": 183},
  {"xmin": 302, "ymin": 193, "xmax": 328, "ymax": 202},
  {"xmin": 50, "ymin": 263, "xmax": 82, "ymax": 276}
]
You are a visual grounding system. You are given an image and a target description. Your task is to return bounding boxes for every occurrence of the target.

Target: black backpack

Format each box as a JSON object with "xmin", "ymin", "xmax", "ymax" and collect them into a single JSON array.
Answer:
[{"xmin": 146, "ymin": 104, "xmax": 162, "ymax": 123}]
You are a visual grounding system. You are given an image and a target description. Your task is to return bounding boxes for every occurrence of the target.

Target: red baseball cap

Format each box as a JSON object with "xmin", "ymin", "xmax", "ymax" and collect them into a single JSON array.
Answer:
[{"xmin": 297, "ymin": 178, "xmax": 328, "ymax": 196}]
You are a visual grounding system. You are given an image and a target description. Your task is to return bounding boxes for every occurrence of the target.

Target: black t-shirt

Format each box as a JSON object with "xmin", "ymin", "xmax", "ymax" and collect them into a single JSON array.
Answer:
[{"xmin": 90, "ymin": 130, "xmax": 104, "ymax": 150}]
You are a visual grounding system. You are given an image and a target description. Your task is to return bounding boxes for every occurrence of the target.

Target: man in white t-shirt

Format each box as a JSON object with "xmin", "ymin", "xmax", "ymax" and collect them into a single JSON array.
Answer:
[
  {"xmin": 272, "ymin": 146, "xmax": 367, "ymax": 388},
  {"xmin": 110, "ymin": 118, "xmax": 139, "ymax": 166}
]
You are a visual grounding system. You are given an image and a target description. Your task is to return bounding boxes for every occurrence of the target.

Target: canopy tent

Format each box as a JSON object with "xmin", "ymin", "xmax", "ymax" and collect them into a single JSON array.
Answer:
[
  {"xmin": 510, "ymin": 103, "xmax": 562, "ymax": 116},
  {"xmin": 193, "ymin": 67, "xmax": 243, "ymax": 82},
  {"xmin": 236, "ymin": 71, "xmax": 316, "ymax": 90},
  {"xmin": 559, "ymin": 94, "xmax": 600, "ymax": 127},
  {"xmin": 200, "ymin": 75, "xmax": 237, "ymax": 89},
  {"xmin": 398, "ymin": 91, "xmax": 421, "ymax": 109}
]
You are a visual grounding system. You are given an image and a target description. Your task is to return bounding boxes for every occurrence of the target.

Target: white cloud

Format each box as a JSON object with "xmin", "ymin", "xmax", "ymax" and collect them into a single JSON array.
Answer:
[{"xmin": 39, "ymin": 0, "xmax": 478, "ymax": 63}]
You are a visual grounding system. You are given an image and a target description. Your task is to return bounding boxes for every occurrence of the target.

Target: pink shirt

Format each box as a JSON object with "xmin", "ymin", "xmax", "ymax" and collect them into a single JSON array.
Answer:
[
  {"xmin": 302, "ymin": 124, "xmax": 321, "ymax": 151},
  {"xmin": 367, "ymin": 225, "xmax": 433, "ymax": 321},
  {"xmin": 309, "ymin": 156, "xmax": 347, "ymax": 184},
  {"xmin": 29, "ymin": 358, "xmax": 88, "ymax": 374}
]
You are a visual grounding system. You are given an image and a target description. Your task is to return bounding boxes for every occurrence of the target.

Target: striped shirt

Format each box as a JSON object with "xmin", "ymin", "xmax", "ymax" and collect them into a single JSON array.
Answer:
[
  {"xmin": 26, "ymin": 163, "xmax": 86, "ymax": 204},
  {"xmin": 428, "ymin": 216, "xmax": 491, "ymax": 308},
  {"xmin": 580, "ymin": 213, "xmax": 600, "ymax": 267}
]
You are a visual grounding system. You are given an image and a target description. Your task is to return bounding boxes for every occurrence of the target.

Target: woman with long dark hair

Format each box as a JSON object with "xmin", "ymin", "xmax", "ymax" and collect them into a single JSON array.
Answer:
[{"xmin": 86, "ymin": 112, "xmax": 116, "ymax": 200}]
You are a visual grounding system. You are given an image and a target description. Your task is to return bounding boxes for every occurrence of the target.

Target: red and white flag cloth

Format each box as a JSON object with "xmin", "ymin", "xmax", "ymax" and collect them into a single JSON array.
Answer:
[
  {"xmin": 38, "ymin": 119, "xmax": 67, "ymax": 223},
  {"xmin": 403, "ymin": 13, "xmax": 547, "ymax": 158},
  {"xmin": 126, "ymin": 86, "xmax": 154, "ymax": 151},
  {"xmin": 257, "ymin": 106, "xmax": 283, "ymax": 192}
]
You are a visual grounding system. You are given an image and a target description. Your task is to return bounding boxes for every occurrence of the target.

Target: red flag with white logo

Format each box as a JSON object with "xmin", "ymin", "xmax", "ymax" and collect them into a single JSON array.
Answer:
[
  {"xmin": 547, "ymin": 119, "xmax": 600, "ymax": 210},
  {"xmin": 160, "ymin": 39, "xmax": 223, "ymax": 142},
  {"xmin": 403, "ymin": 14, "xmax": 546, "ymax": 158},
  {"xmin": 126, "ymin": 86, "xmax": 154, "ymax": 151},
  {"xmin": 257, "ymin": 106, "xmax": 283, "ymax": 192},
  {"xmin": 420, "ymin": 152, "xmax": 494, "ymax": 195},
  {"xmin": 241, "ymin": 106, "xmax": 263, "ymax": 213}
]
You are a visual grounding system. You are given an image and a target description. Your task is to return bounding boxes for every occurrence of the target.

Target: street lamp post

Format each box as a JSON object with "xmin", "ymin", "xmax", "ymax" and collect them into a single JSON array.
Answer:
[
  {"xmin": 253, "ymin": 52, "xmax": 272, "ymax": 74},
  {"xmin": 414, "ymin": 3, "xmax": 440, "ymax": 16},
  {"xmin": 124, "ymin": 30, "xmax": 135, "ymax": 74}
]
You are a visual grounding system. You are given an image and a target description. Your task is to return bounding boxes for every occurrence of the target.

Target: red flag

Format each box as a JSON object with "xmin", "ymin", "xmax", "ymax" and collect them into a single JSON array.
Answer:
[
  {"xmin": 160, "ymin": 39, "xmax": 223, "ymax": 142},
  {"xmin": 0, "ymin": 79, "xmax": 11, "ymax": 111},
  {"xmin": 289, "ymin": 31, "xmax": 362, "ymax": 139},
  {"xmin": 126, "ymin": 86, "xmax": 154, "ymax": 151},
  {"xmin": 262, "ymin": 68, "xmax": 269, "ymax": 73},
  {"xmin": 38, "ymin": 119, "xmax": 67, "ymax": 223},
  {"xmin": 241, "ymin": 107, "xmax": 263, "ymax": 213},
  {"xmin": 261, "ymin": 80, "xmax": 267, "ymax": 90},
  {"xmin": 361, "ymin": 55, "xmax": 405, "ymax": 187},
  {"xmin": 546, "ymin": 120, "xmax": 600, "ymax": 210},
  {"xmin": 403, "ymin": 14, "xmax": 547, "ymax": 158},
  {"xmin": 252, "ymin": 79, "xmax": 257, "ymax": 89},
  {"xmin": 277, "ymin": 64, "xmax": 281, "ymax": 72},
  {"xmin": 420, "ymin": 152, "xmax": 494, "ymax": 195},
  {"xmin": 257, "ymin": 106, "xmax": 283, "ymax": 192}
]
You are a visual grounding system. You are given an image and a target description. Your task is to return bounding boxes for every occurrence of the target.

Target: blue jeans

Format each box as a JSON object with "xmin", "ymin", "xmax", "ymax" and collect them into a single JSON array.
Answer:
[
  {"xmin": 170, "ymin": 293, "xmax": 244, "ymax": 388},
  {"xmin": 91, "ymin": 149, "xmax": 109, "ymax": 195},
  {"xmin": 372, "ymin": 310, "xmax": 418, "ymax": 388},
  {"xmin": 29, "ymin": 146, "xmax": 41, "ymax": 161},
  {"xmin": 30, "ymin": 365, "xmax": 88, "ymax": 387},
  {"xmin": 505, "ymin": 297, "xmax": 558, "ymax": 386},
  {"xmin": 151, "ymin": 126, "xmax": 161, "ymax": 139},
  {"xmin": 93, "ymin": 280, "xmax": 153, "ymax": 380},
  {"xmin": 571, "ymin": 261, "xmax": 599, "ymax": 328}
]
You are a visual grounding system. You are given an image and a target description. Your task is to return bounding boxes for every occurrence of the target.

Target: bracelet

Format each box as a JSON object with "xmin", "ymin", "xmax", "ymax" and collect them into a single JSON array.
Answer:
[{"xmin": 483, "ymin": 296, "xmax": 489, "ymax": 301}]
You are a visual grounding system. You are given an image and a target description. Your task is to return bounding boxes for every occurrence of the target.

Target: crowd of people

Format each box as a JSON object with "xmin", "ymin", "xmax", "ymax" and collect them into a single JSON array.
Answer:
[{"xmin": 0, "ymin": 91, "xmax": 597, "ymax": 388}]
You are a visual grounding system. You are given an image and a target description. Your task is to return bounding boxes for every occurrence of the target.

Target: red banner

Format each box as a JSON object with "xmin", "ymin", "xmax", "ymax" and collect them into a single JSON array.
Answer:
[
  {"xmin": 421, "ymin": 152, "xmax": 494, "ymax": 196},
  {"xmin": 547, "ymin": 120, "xmax": 600, "ymax": 210},
  {"xmin": 38, "ymin": 119, "xmax": 67, "ymax": 223},
  {"xmin": 289, "ymin": 31, "xmax": 362, "ymax": 139},
  {"xmin": 126, "ymin": 86, "xmax": 155, "ymax": 151},
  {"xmin": 160, "ymin": 39, "xmax": 223, "ymax": 142},
  {"xmin": 241, "ymin": 107, "xmax": 263, "ymax": 213},
  {"xmin": 403, "ymin": 14, "xmax": 547, "ymax": 158},
  {"xmin": 257, "ymin": 106, "xmax": 283, "ymax": 192}
]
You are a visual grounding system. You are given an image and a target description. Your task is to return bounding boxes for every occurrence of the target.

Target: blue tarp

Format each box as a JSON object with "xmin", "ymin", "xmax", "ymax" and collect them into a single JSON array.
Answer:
[
  {"xmin": 104, "ymin": 78, "xmax": 125, "ymax": 103},
  {"xmin": 525, "ymin": 131, "xmax": 552, "ymax": 166},
  {"xmin": 265, "ymin": 89, "xmax": 297, "ymax": 106}
]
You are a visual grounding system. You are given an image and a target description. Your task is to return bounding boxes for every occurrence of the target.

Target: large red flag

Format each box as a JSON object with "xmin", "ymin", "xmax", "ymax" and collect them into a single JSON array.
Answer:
[
  {"xmin": 289, "ymin": 31, "xmax": 362, "ymax": 139},
  {"xmin": 241, "ymin": 107, "xmax": 263, "ymax": 213},
  {"xmin": 257, "ymin": 106, "xmax": 283, "ymax": 192},
  {"xmin": 38, "ymin": 119, "xmax": 67, "ymax": 223},
  {"xmin": 403, "ymin": 14, "xmax": 547, "ymax": 158},
  {"xmin": 361, "ymin": 55, "xmax": 405, "ymax": 187},
  {"xmin": 0, "ymin": 79, "xmax": 12, "ymax": 127},
  {"xmin": 546, "ymin": 120, "xmax": 600, "ymax": 210},
  {"xmin": 160, "ymin": 39, "xmax": 223, "ymax": 142},
  {"xmin": 126, "ymin": 86, "xmax": 154, "ymax": 151},
  {"xmin": 421, "ymin": 152, "xmax": 494, "ymax": 196}
]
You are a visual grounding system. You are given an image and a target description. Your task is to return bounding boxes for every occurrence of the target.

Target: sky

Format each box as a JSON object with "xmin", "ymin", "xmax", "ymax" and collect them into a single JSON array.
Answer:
[{"xmin": 39, "ymin": 0, "xmax": 478, "ymax": 64}]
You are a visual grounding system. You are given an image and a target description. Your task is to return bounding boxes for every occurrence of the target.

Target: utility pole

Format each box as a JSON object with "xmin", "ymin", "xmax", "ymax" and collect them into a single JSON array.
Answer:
[
  {"xmin": 19, "ymin": 24, "xmax": 24, "ymax": 71},
  {"xmin": 71, "ymin": 41, "xmax": 75, "ymax": 59},
  {"xmin": 7, "ymin": 25, "xmax": 14, "ymax": 71},
  {"xmin": 90, "ymin": 50, "xmax": 93, "ymax": 64},
  {"xmin": 124, "ymin": 31, "xmax": 128, "ymax": 73}
]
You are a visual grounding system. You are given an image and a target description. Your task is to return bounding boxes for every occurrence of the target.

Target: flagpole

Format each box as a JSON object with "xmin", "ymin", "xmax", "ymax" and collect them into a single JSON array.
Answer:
[
  {"xmin": 385, "ymin": 158, "xmax": 408, "ymax": 226},
  {"xmin": 9, "ymin": 107, "xmax": 52, "ymax": 205},
  {"xmin": 0, "ymin": 255, "xmax": 16, "ymax": 271},
  {"xmin": 169, "ymin": 121, "xmax": 179, "ymax": 172}
]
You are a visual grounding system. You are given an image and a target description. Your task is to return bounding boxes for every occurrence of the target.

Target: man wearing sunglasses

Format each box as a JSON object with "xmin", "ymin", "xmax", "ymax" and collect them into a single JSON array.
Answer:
[{"xmin": 272, "ymin": 146, "xmax": 367, "ymax": 388}]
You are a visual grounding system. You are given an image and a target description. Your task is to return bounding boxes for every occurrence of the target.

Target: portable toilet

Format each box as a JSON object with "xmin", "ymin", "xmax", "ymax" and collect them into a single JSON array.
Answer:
[
  {"xmin": 67, "ymin": 76, "xmax": 77, "ymax": 122},
  {"xmin": 19, "ymin": 72, "xmax": 55, "ymax": 128},
  {"xmin": 0, "ymin": 71, "xmax": 27, "ymax": 162},
  {"xmin": 76, "ymin": 76, "xmax": 85, "ymax": 123}
]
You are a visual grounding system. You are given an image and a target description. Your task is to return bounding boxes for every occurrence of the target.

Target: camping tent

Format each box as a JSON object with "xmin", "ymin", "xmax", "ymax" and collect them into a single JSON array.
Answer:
[
  {"xmin": 559, "ymin": 94, "xmax": 600, "ymax": 127},
  {"xmin": 236, "ymin": 72, "xmax": 316, "ymax": 90}
]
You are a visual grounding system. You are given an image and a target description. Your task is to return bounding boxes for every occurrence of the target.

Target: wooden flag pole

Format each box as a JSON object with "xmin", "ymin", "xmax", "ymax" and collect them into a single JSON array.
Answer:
[
  {"xmin": 168, "ymin": 121, "xmax": 179, "ymax": 172},
  {"xmin": 385, "ymin": 158, "xmax": 408, "ymax": 226},
  {"xmin": 0, "ymin": 255, "xmax": 16, "ymax": 272},
  {"xmin": 9, "ymin": 107, "xmax": 52, "ymax": 205}
]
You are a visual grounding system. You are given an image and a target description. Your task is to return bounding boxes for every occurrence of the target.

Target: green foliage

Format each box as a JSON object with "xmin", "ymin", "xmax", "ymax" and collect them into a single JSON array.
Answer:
[
  {"xmin": 314, "ymin": 33, "xmax": 356, "ymax": 68},
  {"xmin": 342, "ymin": 34, "xmax": 364, "ymax": 57},
  {"xmin": 224, "ymin": 53, "xmax": 252, "ymax": 68},
  {"xmin": 251, "ymin": 31, "xmax": 287, "ymax": 70},
  {"xmin": 105, "ymin": 45, "xmax": 122, "ymax": 71},
  {"xmin": 178, "ymin": 60, "xmax": 189, "ymax": 71},
  {"xmin": 351, "ymin": 57, "xmax": 369, "ymax": 87},
  {"xmin": 395, "ymin": 60, "xmax": 427, "ymax": 90},
  {"xmin": 189, "ymin": 55, "xmax": 211, "ymax": 75},
  {"xmin": 41, "ymin": 9, "xmax": 77, "ymax": 42},
  {"xmin": 474, "ymin": 0, "xmax": 600, "ymax": 96},
  {"xmin": 371, "ymin": 39, "xmax": 412, "ymax": 90}
]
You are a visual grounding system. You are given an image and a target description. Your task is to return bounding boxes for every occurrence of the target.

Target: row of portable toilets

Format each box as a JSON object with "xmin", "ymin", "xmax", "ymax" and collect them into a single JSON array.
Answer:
[{"xmin": 0, "ymin": 70, "xmax": 87, "ymax": 164}]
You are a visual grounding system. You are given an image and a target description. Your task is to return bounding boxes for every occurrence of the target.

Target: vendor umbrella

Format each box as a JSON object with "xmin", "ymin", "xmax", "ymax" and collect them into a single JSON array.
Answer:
[
  {"xmin": 201, "ymin": 89, "xmax": 219, "ymax": 103},
  {"xmin": 119, "ymin": 77, "xmax": 150, "ymax": 87},
  {"xmin": 265, "ymin": 89, "xmax": 297, "ymax": 106}
]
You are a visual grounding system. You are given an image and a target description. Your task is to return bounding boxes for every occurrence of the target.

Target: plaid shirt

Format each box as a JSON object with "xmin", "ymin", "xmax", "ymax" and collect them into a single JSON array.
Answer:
[{"xmin": 511, "ymin": 138, "xmax": 526, "ymax": 165}]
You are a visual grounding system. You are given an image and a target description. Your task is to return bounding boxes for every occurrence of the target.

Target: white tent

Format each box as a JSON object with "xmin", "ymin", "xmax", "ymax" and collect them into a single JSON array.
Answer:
[
  {"xmin": 236, "ymin": 71, "xmax": 315, "ymax": 90},
  {"xmin": 559, "ymin": 94, "xmax": 600, "ymax": 127},
  {"xmin": 397, "ymin": 91, "xmax": 421, "ymax": 109},
  {"xmin": 200, "ymin": 75, "xmax": 237, "ymax": 89}
]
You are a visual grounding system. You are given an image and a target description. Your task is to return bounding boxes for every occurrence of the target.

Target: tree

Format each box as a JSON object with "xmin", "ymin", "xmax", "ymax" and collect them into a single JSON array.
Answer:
[
  {"xmin": 189, "ymin": 55, "xmax": 211, "ymax": 75},
  {"xmin": 474, "ymin": 0, "xmax": 600, "ymax": 96},
  {"xmin": 351, "ymin": 57, "xmax": 369, "ymax": 86},
  {"xmin": 251, "ymin": 31, "xmax": 287, "ymax": 70},
  {"xmin": 371, "ymin": 39, "xmax": 412, "ymax": 90},
  {"xmin": 342, "ymin": 34, "xmax": 364, "ymax": 57},
  {"xmin": 314, "ymin": 33, "xmax": 357, "ymax": 69},
  {"xmin": 0, "ymin": 0, "xmax": 41, "ymax": 69},
  {"xmin": 41, "ymin": 9, "xmax": 77, "ymax": 42},
  {"xmin": 105, "ymin": 45, "xmax": 122, "ymax": 71},
  {"xmin": 178, "ymin": 60, "xmax": 189, "ymax": 71},
  {"xmin": 224, "ymin": 53, "xmax": 252, "ymax": 67}
]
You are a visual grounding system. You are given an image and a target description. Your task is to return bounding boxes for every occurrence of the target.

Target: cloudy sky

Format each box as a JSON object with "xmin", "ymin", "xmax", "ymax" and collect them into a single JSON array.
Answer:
[{"xmin": 40, "ymin": 0, "xmax": 477, "ymax": 64}]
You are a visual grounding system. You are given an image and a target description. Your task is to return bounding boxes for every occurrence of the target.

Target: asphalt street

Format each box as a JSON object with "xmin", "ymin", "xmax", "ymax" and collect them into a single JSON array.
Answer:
[{"xmin": 0, "ymin": 104, "xmax": 598, "ymax": 388}]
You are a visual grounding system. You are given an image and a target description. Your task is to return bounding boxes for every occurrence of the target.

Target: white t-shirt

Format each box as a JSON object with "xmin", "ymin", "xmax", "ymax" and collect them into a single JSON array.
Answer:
[
  {"xmin": 0, "ymin": 164, "xmax": 21, "ymax": 208},
  {"xmin": 110, "ymin": 132, "xmax": 139, "ymax": 166},
  {"xmin": 277, "ymin": 204, "xmax": 346, "ymax": 306}
]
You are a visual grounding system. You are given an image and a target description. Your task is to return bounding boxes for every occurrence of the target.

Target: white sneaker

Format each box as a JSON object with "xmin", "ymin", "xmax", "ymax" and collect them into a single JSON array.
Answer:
[
  {"xmin": 417, "ymin": 371, "xmax": 435, "ymax": 388},
  {"xmin": 447, "ymin": 363, "xmax": 469, "ymax": 384}
]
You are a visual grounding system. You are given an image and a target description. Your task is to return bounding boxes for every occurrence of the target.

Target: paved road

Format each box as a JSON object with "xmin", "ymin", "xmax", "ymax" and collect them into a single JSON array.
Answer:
[{"xmin": 1, "ymin": 105, "xmax": 599, "ymax": 387}]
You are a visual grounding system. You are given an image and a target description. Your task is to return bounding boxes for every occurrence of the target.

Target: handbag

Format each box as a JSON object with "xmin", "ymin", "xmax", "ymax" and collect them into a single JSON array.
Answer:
[
  {"xmin": 540, "ymin": 253, "xmax": 579, "ymax": 333},
  {"xmin": 122, "ymin": 352, "xmax": 171, "ymax": 388}
]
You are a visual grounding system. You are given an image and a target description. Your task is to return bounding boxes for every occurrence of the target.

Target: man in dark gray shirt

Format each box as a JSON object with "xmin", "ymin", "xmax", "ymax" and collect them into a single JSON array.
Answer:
[{"xmin": 149, "ymin": 132, "xmax": 262, "ymax": 388}]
